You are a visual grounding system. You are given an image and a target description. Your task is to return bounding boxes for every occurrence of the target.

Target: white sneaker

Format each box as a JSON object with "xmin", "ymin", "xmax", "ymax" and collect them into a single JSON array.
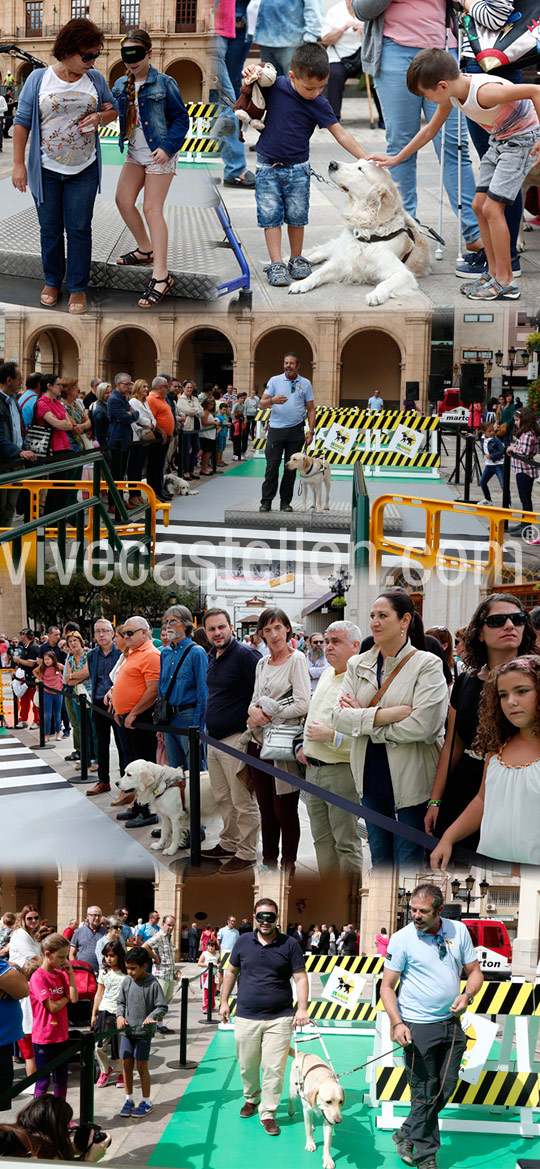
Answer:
[{"xmin": 481, "ymin": 498, "xmax": 494, "ymax": 506}]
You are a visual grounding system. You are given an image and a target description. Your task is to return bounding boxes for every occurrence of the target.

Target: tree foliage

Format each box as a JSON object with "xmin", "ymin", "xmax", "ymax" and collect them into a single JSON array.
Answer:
[{"xmin": 26, "ymin": 572, "xmax": 198, "ymax": 633}]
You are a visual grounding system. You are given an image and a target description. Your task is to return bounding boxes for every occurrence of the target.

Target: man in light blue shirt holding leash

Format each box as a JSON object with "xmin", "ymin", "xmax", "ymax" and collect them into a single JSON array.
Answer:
[
  {"xmin": 381, "ymin": 882, "xmax": 483, "ymax": 1169},
  {"xmin": 259, "ymin": 352, "xmax": 316, "ymax": 513}
]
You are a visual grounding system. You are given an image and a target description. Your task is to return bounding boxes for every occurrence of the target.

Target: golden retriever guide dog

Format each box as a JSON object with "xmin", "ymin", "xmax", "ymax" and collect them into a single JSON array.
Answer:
[
  {"xmin": 289, "ymin": 159, "xmax": 430, "ymax": 305},
  {"xmin": 119, "ymin": 760, "xmax": 215, "ymax": 857},
  {"xmin": 288, "ymin": 1048, "xmax": 345, "ymax": 1169},
  {"xmin": 286, "ymin": 453, "xmax": 331, "ymax": 511}
]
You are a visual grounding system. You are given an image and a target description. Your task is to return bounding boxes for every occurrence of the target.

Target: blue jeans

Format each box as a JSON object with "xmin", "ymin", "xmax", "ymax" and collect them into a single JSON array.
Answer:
[
  {"xmin": 163, "ymin": 705, "xmax": 196, "ymax": 770},
  {"xmin": 260, "ymin": 45, "xmax": 295, "ymax": 76},
  {"xmin": 480, "ymin": 463, "xmax": 504, "ymax": 501},
  {"xmin": 34, "ymin": 160, "xmax": 99, "ymax": 292},
  {"xmin": 464, "ymin": 61, "xmax": 523, "ymax": 259},
  {"xmin": 182, "ymin": 430, "xmax": 200, "ymax": 475},
  {"xmin": 361, "ymin": 792, "xmax": 427, "ymax": 869},
  {"xmin": 256, "ymin": 158, "xmax": 311, "ymax": 228},
  {"xmin": 43, "ymin": 690, "xmax": 62, "ymax": 735},
  {"xmin": 376, "ymin": 39, "xmax": 479, "ymax": 242},
  {"xmin": 211, "ymin": 35, "xmax": 247, "ymax": 180},
  {"xmin": 225, "ymin": 25, "xmax": 252, "ymax": 96}
]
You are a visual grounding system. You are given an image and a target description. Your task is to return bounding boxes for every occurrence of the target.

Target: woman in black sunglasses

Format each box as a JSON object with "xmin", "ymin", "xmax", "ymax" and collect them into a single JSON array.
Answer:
[
  {"xmin": 425, "ymin": 593, "xmax": 535, "ymax": 851},
  {"xmin": 12, "ymin": 18, "xmax": 118, "ymax": 314}
]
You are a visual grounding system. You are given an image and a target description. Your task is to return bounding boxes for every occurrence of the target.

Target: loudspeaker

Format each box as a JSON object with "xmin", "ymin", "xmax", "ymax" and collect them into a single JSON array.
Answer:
[
  {"xmin": 428, "ymin": 374, "xmax": 445, "ymax": 403},
  {"xmin": 405, "ymin": 381, "xmax": 420, "ymax": 400},
  {"xmin": 460, "ymin": 362, "xmax": 484, "ymax": 404}
]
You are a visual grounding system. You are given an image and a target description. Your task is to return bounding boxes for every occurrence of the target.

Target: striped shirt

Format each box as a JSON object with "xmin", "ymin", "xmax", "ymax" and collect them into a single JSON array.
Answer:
[{"xmin": 460, "ymin": 0, "xmax": 515, "ymax": 61}]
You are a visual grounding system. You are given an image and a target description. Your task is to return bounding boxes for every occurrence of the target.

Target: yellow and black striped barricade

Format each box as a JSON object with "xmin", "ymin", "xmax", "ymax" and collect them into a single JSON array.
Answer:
[
  {"xmin": 253, "ymin": 405, "xmax": 440, "ymax": 477},
  {"xmin": 367, "ymin": 978, "xmax": 540, "ymax": 1137}
]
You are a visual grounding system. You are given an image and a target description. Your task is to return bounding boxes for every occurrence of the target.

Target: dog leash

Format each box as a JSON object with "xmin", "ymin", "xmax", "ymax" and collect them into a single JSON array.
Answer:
[
  {"xmin": 294, "ymin": 1025, "xmax": 339, "ymax": 1100},
  {"xmin": 308, "ymin": 166, "xmax": 446, "ymax": 245}
]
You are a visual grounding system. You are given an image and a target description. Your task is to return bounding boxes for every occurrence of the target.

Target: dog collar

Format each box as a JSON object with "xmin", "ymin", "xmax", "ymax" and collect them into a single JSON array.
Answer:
[
  {"xmin": 153, "ymin": 775, "xmax": 186, "ymax": 810},
  {"xmin": 352, "ymin": 223, "xmax": 416, "ymax": 245}
]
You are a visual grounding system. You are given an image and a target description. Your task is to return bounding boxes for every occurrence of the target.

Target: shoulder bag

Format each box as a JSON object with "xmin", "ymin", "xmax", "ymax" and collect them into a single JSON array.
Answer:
[
  {"xmin": 24, "ymin": 399, "xmax": 52, "ymax": 458},
  {"xmin": 367, "ymin": 649, "xmax": 417, "ymax": 708},
  {"xmin": 259, "ymin": 677, "xmax": 306, "ymax": 762},
  {"xmin": 153, "ymin": 642, "xmax": 194, "ymax": 725}
]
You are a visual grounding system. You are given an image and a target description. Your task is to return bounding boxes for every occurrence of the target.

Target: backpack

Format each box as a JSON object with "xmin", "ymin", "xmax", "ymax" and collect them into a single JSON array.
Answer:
[
  {"xmin": 460, "ymin": 2, "xmax": 540, "ymax": 73},
  {"xmin": 70, "ymin": 959, "xmax": 98, "ymax": 1000}
]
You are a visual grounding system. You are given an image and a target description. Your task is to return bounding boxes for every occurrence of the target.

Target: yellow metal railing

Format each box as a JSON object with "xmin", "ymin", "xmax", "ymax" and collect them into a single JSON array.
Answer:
[{"xmin": 370, "ymin": 495, "xmax": 539, "ymax": 577}]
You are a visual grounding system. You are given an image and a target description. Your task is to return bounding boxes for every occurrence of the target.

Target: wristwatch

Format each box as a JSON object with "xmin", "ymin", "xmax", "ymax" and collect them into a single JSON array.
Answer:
[{"xmin": 466, "ymin": 993, "xmax": 474, "ymax": 1005}]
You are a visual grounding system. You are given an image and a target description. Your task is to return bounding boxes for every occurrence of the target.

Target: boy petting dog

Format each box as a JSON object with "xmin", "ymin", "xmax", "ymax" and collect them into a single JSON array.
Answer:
[
  {"xmin": 244, "ymin": 42, "xmax": 368, "ymax": 287},
  {"xmin": 370, "ymin": 47, "xmax": 540, "ymax": 302}
]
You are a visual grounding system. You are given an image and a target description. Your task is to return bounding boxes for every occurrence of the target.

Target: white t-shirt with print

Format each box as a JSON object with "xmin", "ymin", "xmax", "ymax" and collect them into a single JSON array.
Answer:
[
  {"xmin": 127, "ymin": 80, "xmax": 154, "ymax": 165},
  {"xmin": 39, "ymin": 65, "xmax": 98, "ymax": 174}
]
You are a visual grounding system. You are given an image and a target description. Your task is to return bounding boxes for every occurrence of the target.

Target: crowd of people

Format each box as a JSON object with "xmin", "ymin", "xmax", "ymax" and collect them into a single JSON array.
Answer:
[
  {"xmin": 4, "ymin": 587, "xmax": 540, "ymax": 873},
  {"xmin": 0, "ymin": 361, "xmax": 262, "ymax": 525}
]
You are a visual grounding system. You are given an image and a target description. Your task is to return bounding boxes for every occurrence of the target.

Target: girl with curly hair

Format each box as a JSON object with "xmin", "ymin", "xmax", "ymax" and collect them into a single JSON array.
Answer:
[
  {"xmin": 112, "ymin": 29, "xmax": 190, "ymax": 308},
  {"xmin": 425, "ymin": 593, "xmax": 535, "ymax": 852},
  {"xmin": 431, "ymin": 655, "xmax": 540, "ymax": 868}
]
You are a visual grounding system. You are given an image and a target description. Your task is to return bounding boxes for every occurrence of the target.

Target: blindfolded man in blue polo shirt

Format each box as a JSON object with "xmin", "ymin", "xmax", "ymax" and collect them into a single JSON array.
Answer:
[
  {"xmin": 219, "ymin": 897, "xmax": 309, "ymax": 1136},
  {"xmin": 381, "ymin": 882, "xmax": 483, "ymax": 1169},
  {"xmin": 259, "ymin": 352, "xmax": 315, "ymax": 514}
]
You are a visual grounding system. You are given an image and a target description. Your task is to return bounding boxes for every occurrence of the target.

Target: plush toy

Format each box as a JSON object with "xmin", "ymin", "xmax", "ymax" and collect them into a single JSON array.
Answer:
[{"xmin": 233, "ymin": 62, "xmax": 277, "ymax": 141}]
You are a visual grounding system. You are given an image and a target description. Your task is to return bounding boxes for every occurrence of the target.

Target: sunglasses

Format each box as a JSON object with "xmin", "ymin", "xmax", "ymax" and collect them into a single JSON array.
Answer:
[
  {"xmin": 26, "ymin": 915, "xmax": 40, "ymax": 921},
  {"xmin": 435, "ymin": 934, "xmax": 447, "ymax": 961},
  {"xmin": 256, "ymin": 912, "xmax": 277, "ymax": 924},
  {"xmin": 483, "ymin": 612, "xmax": 526, "ymax": 629},
  {"xmin": 123, "ymin": 629, "xmax": 144, "ymax": 638},
  {"xmin": 80, "ymin": 50, "xmax": 101, "ymax": 62}
]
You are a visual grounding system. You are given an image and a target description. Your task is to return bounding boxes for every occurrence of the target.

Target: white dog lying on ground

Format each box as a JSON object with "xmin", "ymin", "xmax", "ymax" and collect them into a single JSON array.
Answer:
[
  {"xmin": 286, "ymin": 453, "xmax": 331, "ymax": 511},
  {"xmin": 289, "ymin": 159, "xmax": 430, "ymax": 305},
  {"xmin": 119, "ymin": 760, "xmax": 214, "ymax": 857},
  {"xmin": 288, "ymin": 1048, "xmax": 345, "ymax": 1169},
  {"xmin": 164, "ymin": 473, "xmax": 199, "ymax": 497}
]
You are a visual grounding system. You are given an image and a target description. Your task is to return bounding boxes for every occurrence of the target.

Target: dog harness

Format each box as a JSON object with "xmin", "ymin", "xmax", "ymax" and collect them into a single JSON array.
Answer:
[
  {"xmin": 293, "ymin": 1027, "xmax": 339, "ymax": 1103},
  {"xmin": 152, "ymin": 774, "xmax": 187, "ymax": 811},
  {"xmin": 352, "ymin": 223, "xmax": 416, "ymax": 262},
  {"xmin": 301, "ymin": 458, "xmax": 326, "ymax": 478}
]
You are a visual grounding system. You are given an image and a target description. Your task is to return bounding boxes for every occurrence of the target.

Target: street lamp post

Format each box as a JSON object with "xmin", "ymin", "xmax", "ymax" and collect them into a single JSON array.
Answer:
[
  {"xmin": 494, "ymin": 346, "xmax": 529, "ymax": 396},
  {"xmin": 451, "ymin": 875, "xmax": 490, "ymax": 917}
]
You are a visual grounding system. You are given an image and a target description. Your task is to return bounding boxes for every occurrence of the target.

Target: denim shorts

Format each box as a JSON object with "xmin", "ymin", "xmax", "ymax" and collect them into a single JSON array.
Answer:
[
  {"xmin": 120, "ymin": 1032, "xmax": 152, "ymax": 1062},
  {"xmin": 477, "ymin": 128, "xmax": 540, "ymax": 204},
  {"xmin": 255, "ymin": 157, "xmax": 311, "ymax": 228}
]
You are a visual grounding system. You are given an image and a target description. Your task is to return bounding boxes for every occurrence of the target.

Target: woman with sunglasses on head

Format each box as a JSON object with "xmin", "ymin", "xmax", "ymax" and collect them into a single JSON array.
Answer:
[
  {"xmin": 425, "ymin": 594, "xmax": 535, "ymax": 852},
  {"xmin": 12, "ymin": 19, "xmax": 118, "ymax": 314},
  {"xmin": 112, "ymin": 29, "xmax": 190, "ymax": 308},
  {"xmin": 8, "ymin": 905, "xmax": 41, "ymax": 966}
]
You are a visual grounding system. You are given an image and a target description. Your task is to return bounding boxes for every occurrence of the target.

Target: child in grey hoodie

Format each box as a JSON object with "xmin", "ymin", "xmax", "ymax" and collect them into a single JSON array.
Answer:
[{"xmin": 116, "ymin": 945, "xmax": 167, "ymax": 1117}]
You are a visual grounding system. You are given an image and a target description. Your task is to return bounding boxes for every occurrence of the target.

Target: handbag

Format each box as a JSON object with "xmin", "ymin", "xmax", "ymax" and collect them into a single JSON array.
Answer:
[
  {"xmin": 340, "ymin": 45, "xmax": 363, "ymax": 77},
  {"xmin": 259, "ymin": 689, "xmax": 305, "ymax": 762},
  {"xmin": 24, "ymin": 423, "xmax": 52, "ymax": 458},
  {"xmin": 153, "ymin": 642, "xmax": 194, "ymax": 725}
]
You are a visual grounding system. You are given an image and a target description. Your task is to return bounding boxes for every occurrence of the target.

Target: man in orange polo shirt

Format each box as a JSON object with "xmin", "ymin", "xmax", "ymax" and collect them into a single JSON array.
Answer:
[
  {"xmin": 112, "ymin": 616, "xmax": 161, "ymax": 829},
  {"xmin": 147, "ymin": 377, "xmax": 175, "ymax": 503}
]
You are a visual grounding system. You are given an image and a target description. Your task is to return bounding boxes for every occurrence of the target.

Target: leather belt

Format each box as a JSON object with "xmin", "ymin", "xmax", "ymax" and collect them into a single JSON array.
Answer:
[{"xmin": 305, "ymin": 756, "xmax": 340, "ymax": 768}]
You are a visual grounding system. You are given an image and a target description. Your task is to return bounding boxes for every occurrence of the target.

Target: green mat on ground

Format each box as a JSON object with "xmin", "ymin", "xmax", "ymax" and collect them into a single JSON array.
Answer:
[
  {"xmin": 148, "ymin": 1029, "xmax": 540, "ymax": 1169},
  {"xmin": 221, "ymin": 460, "xmax": 265, "ymax": 477}
]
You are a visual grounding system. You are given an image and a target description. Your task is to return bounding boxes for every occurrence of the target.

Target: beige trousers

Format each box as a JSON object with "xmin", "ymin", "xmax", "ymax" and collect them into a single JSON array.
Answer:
[
  {"xmin": 305, "ymin": 761, "xmax": 363, "ymax": 875},
  {"xmin": 207, "ymin": 732, "xmax": 260, "ymax": 861},
  {"xmin": 157, "ymin": 977, "xmax": 175, "ymax": 1005},
  {"xmin": 234, "ymin": 1015, "xmax": 293, "ymax": 1118}
]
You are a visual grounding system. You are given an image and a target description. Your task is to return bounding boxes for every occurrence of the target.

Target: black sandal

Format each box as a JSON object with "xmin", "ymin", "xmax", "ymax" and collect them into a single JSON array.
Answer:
[
  {"xmin": 138, "ymin": 274, "xmax": 174, "ymax": 308},
  {"xmin": 116, "ymin": 249, "xmax": 153, "ymax": 266}
]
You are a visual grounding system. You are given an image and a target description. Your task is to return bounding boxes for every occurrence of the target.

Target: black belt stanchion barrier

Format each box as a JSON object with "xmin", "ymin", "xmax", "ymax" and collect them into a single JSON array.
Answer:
[
  {"xmin": 13, "ymin": 693, "xmax": 19, "ymax": 727},
  {"xmin": 38, "ymin": 680, "xmax": 45, "ymax": 748},
  {"xmin": 79, "ymin": 1031, "xmax": 96, "ymax": 1125},
  {"xmin": 189, "ymin": 725, "xmax": 201, "ymax": 867},
  {"xmin": 167, "ymin": 977, "xmax": 197, "ymax": 1070},
  {"xmin": 79, "ymin": 693, "xmax": 89, "ymax": 782},
  {"xmin": 502, "ymin": 450, "xmax": 512, "ymax": 516},
  {"xmin": 200, "ymin": 963, "xmax": 218, "ymax": 1026},
  {"xmin": 463, "ymin": 433, "xmax": 474, "ymax": 502}
]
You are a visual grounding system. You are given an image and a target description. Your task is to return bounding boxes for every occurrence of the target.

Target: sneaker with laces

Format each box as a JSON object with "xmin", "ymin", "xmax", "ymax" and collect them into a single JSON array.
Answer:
[
  {"xmin": 455, "ymin": 249, "xmax": 487, "ymax": 278},
  {"xmin": 116, "ymin": 1075, "xmax": 125, "ymax": 1088},
  {"xmin": 96, "ymin": 1070, "xmax": 113, "ymax": 1088},
  {"xmin": 132, "ymin": 1100, "xmax": 153, "ymax": 1117},
  {"xmin": 287, "ymin": 255, "xmax": 312, "ymax": 280},
  {"xmin": 392, "ymin": 1128, "xmax": 415, "ymax": 1165},
  {"xmin": 265, "ymin": 261, "xmax": 291, "ymax": 287},
  {"xmin": 511, "ymin": 255, "xmax": 521, "ymax": 278}
]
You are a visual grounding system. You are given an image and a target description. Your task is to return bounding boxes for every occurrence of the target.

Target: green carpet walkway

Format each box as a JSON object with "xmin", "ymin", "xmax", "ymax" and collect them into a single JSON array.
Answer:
[{"xmin": 148, "ymin": 1030, "xmax": 540, "ymax": 1169}]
